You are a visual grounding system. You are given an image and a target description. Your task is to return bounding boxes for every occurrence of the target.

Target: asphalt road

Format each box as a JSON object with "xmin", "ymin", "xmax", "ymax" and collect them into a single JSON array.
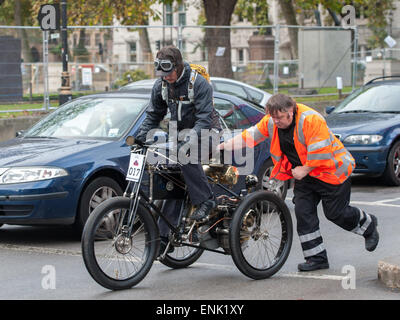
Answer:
[{"xmin": 0, "ymin": 175, "xmax": 399, "ymax": 302}]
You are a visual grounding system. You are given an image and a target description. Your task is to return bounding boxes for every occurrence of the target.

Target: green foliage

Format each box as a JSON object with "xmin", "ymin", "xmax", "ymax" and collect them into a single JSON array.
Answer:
[
  {"xmin": 114, "ymin": 69, "xmax": 150, "ymax": 88},
  {"xmin": 30, "ymin": 0, "xmax": 158, "ymax": 26},
  {"xmin": 234, "ymin": 0, "xmax": 270, "ymax": 26},
  {"xmin": 0, "ymin": 0, "xmax": 34, "ymax": 25},
  {"xmin": 364, "ymin": 0, "xmax": 395, "ymax": 48},
  {"xmin": 291, "ymin": 0, "xmax": 395, "ymax": 49}
]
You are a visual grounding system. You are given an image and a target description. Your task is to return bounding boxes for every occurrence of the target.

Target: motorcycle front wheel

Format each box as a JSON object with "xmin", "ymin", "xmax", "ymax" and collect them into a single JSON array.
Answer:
[
  {"xmin": 159, "ymin": 244, "xmax": 204, "ymax": 269},
  {"xmin": 155, "ymin": 200, "xmax": 204, "ymax": 269},
  {"xmin": 81, "ymin": 197, "xmax": 159, "ymax": 290},
  {"xmin": 229, "ymin": 190, "xmax": 293, "ymax": 280}
]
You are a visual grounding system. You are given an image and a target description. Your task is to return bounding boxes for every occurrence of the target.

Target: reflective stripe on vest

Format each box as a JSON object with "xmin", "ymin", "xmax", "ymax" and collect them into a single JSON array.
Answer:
[
  {"xmin": 297, "ymin": 110, "xmax": 325, "ymax": 146},
  {"xmin": 270, "ymin": 153, "xmax": 281, "ymax": 162},
  {"xmin": 307, "ymin": 138, "xmax": 331, "ymax": 153},
  {"xmin": 246, "ymin": 125, "xmax": 268, "ymax": 145}
]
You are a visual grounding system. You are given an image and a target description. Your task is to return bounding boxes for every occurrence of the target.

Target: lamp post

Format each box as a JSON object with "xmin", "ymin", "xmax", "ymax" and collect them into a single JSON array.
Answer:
[{"xmin": 59, "ymin": 0, "xmax": 72, "ymax": 105}]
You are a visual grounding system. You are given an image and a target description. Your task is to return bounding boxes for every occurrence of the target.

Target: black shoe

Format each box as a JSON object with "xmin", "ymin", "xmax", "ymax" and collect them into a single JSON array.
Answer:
[
  {"xmin": 364, "ymin": 214, "xmax": 379, "ymax": 252},
  {"xmin": 158, "ymin": 236, "xmax": 174, "ymax": 256},
  {"xmin": 298, "ymin": 259, "xmax": 329, "ymax": 272},
  {"xmin": 190, "ymin": 199, "xmax": 216, "ymax": 221}
]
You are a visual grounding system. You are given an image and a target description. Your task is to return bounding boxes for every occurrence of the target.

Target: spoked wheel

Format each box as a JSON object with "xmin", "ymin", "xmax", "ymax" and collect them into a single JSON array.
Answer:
[
  {"xmin": 229, "ymin": 190, "xmax": 293, "ymax": 280},
  {"xmin": 156, "ymin": 200, "xmax": 204, "ymax": 269},
  {"xmin": 81, "ymin": 197, "xmax": 159, "ymax": 290}
]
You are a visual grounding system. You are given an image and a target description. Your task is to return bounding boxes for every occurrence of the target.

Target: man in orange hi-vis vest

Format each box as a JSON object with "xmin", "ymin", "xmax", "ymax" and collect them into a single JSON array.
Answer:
[{"xmin": 218, "ymin": 93, "xmax": 379, "ymax": 272}]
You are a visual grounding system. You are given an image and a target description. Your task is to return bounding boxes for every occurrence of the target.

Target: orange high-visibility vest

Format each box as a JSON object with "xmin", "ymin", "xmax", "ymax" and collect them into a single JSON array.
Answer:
[{"xmin": 242, "ymin": 103, "xmax": 355, "ymax": 185}]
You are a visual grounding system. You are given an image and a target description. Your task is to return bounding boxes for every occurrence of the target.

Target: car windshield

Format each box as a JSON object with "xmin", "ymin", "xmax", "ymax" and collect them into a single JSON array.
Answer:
[
  {"xmin": 24, "ymin": 97, "xmax": 148, "ymax": 139},
  {"xmin": 333, "ymin": 84, "xmax": 400, "ymax": 114}
]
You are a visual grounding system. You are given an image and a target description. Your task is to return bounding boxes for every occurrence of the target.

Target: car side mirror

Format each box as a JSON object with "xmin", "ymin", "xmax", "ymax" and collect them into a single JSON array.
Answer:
[
  {"xmin": 16, "ymin": 130, "xmax": 24, "ymax": 137},
  {"xmin": 325, "ymin": 106, "xmax": 335, "ymax": 114}
]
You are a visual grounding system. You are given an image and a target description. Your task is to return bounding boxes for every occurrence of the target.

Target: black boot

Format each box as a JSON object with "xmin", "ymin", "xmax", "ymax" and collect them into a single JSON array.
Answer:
[
  {"xmin": 190, "ymin": 199, "xmax": 216, "ymax": 221},
  {"xmin": 364, "ymin": 214, "xmax": 379, "ymax": 252},
  {"xmin": 298, "ymin": 258, "xmax": 329, "ymax": 272}
]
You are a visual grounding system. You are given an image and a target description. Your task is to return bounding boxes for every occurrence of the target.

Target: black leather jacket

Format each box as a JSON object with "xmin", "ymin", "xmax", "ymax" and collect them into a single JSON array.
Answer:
[{"xmin": 136, "ymin": 63, "xmax": 221, "ymax": 142}]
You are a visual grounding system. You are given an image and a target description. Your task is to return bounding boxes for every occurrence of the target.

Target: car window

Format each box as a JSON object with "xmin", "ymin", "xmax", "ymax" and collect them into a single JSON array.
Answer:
[
  {"xmin": 214, "ymin": 97, "xmax": 250, "ymax": 130},
  {"xmin": 24, "ymin": 97, "xmax": 148, "ymax": 139},
  {"xmin": 119, "ymin": 87, "xmax": 153, "ymax": 94},
  {"xmin": 245, "ymin": 87, "xmax": 264, "ymax": 104},
  {"xmin": 334, "ymin": 84, "xmax": 400, "ymax": 113},
  {"xmin": 213, "ymin": 81, "xmax": 248, "ymax": 101}
]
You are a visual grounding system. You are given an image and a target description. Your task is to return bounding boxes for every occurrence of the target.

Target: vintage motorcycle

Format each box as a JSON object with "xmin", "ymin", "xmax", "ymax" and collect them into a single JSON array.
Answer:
[{"xmin": 81, "ymin": 136, "xmax": 293, "ymax": 290}]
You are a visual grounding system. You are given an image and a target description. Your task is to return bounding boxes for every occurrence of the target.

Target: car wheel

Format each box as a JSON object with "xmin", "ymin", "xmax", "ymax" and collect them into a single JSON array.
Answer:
[
  {"xmin": 382, "ymin": 140, "xmax": 400, "ymax": 186},
  {"xmin": 75, "ymin": 176, "xmax": 123, "ymax": 233},
  {"xmin": 257, "ymin": 158, "xmax": 288, "ymax": 200}
]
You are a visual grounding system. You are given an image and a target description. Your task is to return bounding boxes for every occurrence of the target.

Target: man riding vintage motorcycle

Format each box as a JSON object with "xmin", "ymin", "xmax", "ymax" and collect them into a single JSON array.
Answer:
[{"xmin": 135, "ymin": 46, "xmax": 221, "ymax": 253}]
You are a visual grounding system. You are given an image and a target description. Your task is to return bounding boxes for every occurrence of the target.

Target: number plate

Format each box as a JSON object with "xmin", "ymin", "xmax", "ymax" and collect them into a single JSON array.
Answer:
[{"xmin": 126, "ymin": 153, "xmax": 145, "ymax": 182}]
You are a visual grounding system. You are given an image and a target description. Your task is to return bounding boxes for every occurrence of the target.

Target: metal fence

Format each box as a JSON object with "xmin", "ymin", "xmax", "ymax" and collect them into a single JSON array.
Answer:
[{"xmin": 1, "ymin": 24, "xmax": 399, "ymax": 112}]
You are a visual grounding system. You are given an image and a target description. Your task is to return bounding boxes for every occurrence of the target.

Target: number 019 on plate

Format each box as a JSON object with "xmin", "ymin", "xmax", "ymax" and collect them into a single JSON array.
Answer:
[{"xmin": 126, "ymin": 153, "xmax": 145, "ymax": 182}]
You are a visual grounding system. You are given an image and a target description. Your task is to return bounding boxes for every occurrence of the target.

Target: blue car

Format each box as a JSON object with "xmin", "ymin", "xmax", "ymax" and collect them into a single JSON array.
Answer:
[
  {"xmin": 325, "ymin": 76, "xmax": 400, "ymax": 186},
  {"xmin": 0, "ymin": 91, "xmax": 283, "ymax": 231}
]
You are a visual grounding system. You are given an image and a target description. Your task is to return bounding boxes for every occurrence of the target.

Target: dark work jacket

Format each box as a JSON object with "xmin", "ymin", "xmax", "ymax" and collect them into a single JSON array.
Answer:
[{"xmin": 136, "ymin": 62, "xmax": 221, "ymax": 142}]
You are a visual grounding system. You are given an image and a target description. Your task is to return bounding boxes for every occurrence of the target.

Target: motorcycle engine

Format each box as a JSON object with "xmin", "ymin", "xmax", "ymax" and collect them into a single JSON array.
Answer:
[
  {"xmin": 202, "ymin": 164, "xmax": 238, "ymax": 186},
  {"xmin": 197, "ymin": 224, "xmax": 219, "ymax": 249}
]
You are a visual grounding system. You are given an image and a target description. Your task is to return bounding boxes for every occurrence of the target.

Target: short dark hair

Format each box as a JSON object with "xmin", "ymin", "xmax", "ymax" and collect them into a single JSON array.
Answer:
[
  {"xmin": 156, "ymin": 45, "xmax": 184, "ymax": 76},
  {"xmin": 266, "ymin": 93, "xmax": 296, "ymax": 115}
]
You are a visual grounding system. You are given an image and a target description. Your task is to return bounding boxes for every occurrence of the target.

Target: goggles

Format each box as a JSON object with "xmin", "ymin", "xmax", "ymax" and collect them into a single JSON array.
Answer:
[{"xmin": 154, "ymin": 59, "xmax": 174, "ymax": 72}]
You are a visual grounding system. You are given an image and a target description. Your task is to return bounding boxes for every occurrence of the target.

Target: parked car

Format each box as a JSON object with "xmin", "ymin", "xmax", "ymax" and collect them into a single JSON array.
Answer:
[
  {"xmin": 210, "ymin": 77, "xmax": 271, "ymax": 107},
  {"xmin": 325, "ymin": 76, "xmax": 400, "ymax": 185},
  {"xmin": 120, "ymin": 77, "xmax": 272, "ymax": 106},
  {"xmin": 0, "ymin": 91, "xmax": 284, "ymax": 231}
]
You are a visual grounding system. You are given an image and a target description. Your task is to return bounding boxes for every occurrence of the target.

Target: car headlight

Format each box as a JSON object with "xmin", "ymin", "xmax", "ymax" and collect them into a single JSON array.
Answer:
[
  {"xmin": 343, "ymin": 135, "xmax": 383, "ymax": 145},
  {"xmin": 0, "ymin": 167, "xmax": 68, "ymax": 184}
]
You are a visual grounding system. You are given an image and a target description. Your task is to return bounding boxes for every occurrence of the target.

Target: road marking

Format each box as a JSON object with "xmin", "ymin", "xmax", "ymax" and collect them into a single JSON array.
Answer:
[
  {"xmin": 189, "ymin": 262, "xmax": 346, "ymax": 280},
  {"xmin": 173, "ymin": 260, "xmax": 346, "ymax": 280},
  {"xmin": 278, "ymin": 272, "xmax": 346, "ymax": 281},
  {"xmin": 350, "ymin": 200, "xmax": 400, "ymax": 208},
  {"xmin": 0, "ymin": 243, "xmax": 347, "ymax": 281},
  {"xmin": 0, "ymin": 243, "xmax": 81, "ymax": 257},
  {"xmin": 287, "ymin": 197, "xmax": 400, "ymax": 208}
]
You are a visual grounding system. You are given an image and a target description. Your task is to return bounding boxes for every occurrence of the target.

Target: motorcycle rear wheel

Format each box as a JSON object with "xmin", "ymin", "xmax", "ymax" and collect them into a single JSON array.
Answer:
[
  {"xmin": 81, "ymin": 197, "xmax": 159, "ymax": 290},
  {"xmin": 229, "ymin": 190, "xmax": 293, "ymax": 280}
]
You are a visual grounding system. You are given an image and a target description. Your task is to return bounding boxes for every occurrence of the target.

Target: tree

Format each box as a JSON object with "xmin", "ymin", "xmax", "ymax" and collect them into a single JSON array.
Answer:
[
  {"xmin": 257, "ymin": 0, "xmax": 396, "ymax": 58},
  {"xmin": 278, "ymin": 0, "xmax": 299, "ymax": 59},
  {"xmin": 203, "ymin": 0, "xmax": 238, "ymax": 78},
  {"xmin": 235, "ymin": 0, "xmax": 270, "ymax": 26},
  {"xmin": 363, "ymin": 0, "xmax": 395, "ymax": 48},
  {"xmin": 0, "ymin": 0, "xmax": 36, "ymax": 62},
  {"xmin": 30, "ymin": 0, "xmax": 158, "ymax": 63},
  {"xmin": 296, "ymin": 0, "xmax": 395, "ymax": 48}
]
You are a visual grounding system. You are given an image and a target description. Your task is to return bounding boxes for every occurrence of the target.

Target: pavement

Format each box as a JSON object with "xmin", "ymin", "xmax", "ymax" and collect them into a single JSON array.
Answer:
[{"xmin": 378, "ymin": 256, "xmax": 400, "ymax": 289}]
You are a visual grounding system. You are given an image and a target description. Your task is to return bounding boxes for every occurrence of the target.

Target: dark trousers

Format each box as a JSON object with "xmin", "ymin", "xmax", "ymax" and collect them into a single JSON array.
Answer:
[
  {"xmin": 293, "ymin": 176, "xmax": 374, "ymax": 261},
  {"xmin": 158, "ymin": 163, "xmax": 213, "ymax": 237}
]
